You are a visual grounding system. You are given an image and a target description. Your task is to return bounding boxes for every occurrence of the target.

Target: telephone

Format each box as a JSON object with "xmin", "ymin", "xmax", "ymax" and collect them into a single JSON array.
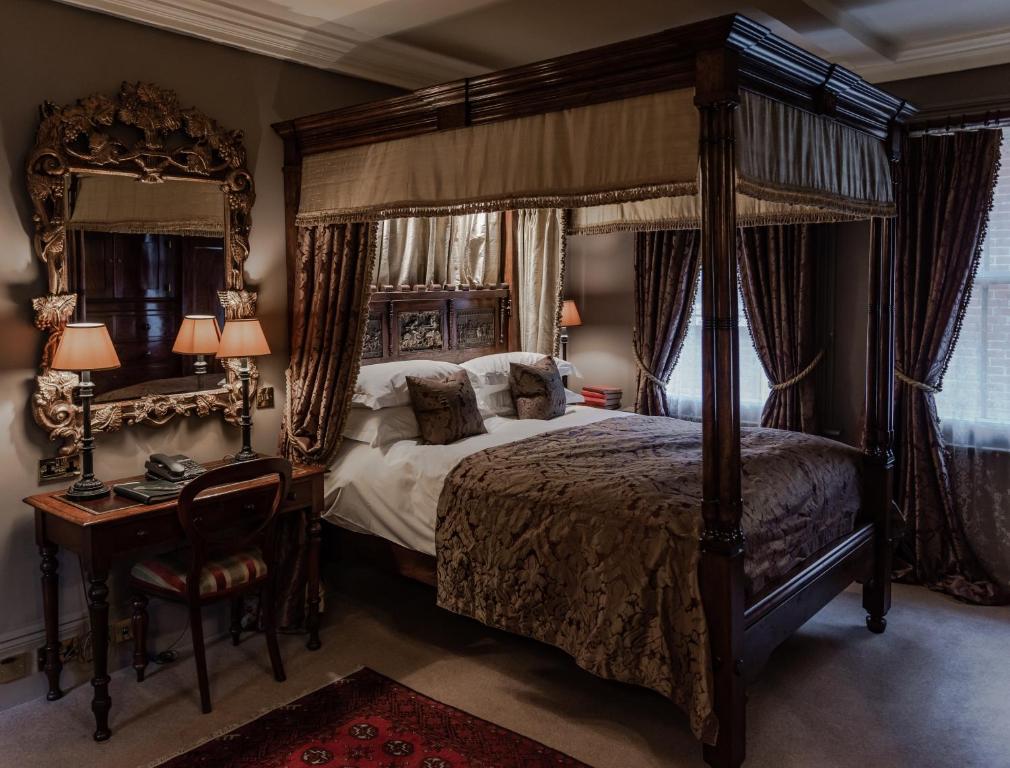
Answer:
[{"xmin": 146, "ymin": 453, "xmax": 206, "ymax": 483}]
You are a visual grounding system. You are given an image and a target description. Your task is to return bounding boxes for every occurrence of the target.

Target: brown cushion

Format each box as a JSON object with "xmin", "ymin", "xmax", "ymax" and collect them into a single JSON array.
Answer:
[
  {"xmin": 406, "ymin": 370, "xmax": 488, "ymax": 445},
  {"xmin": 509, "ymin": 357, "xmax": 566, "ymax": 420}
]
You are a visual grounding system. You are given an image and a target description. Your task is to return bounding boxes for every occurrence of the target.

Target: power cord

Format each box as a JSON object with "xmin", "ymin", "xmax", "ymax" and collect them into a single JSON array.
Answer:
[
  {"xmin": 153, "ymin": 619, "xmax": 190, "ymax": 665},
  {"xmin": 72, "ymin": 556, "xmax": 189, "ymax": 667}
]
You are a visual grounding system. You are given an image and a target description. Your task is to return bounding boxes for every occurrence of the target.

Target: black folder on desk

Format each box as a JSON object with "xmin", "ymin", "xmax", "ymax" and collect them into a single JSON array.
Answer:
[{"xmin": 113, "ymin": 480, "xmax": 183, "ymax": 504}]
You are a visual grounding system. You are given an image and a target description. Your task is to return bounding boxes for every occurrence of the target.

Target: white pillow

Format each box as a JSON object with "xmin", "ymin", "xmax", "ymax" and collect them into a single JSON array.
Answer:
[
  {"xmin": 477, "ymin": 383, "xmax": 584, "ymax": 417},
  {"xmin": 352, "ymin": 360, "xmax": 465, "ymax": 410},
  {"xmin": 342, "ymin": 405, "xmax": 420, "ymax": 447},
  {"xmin": 461, "ymin": 352, "xmax": 578, "ymax": 387}
]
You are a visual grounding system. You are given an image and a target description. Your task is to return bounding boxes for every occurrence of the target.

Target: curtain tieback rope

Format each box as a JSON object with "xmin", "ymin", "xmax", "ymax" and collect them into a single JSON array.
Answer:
[
  {"xmin": 895, "ymin": 368, "xmax": 939, "ymax": 394},
  {"xmin": 769, "ymin": 349, "xmax": 825, "ymax": 391},
  {"xmin": 633, "ymin": 346, "xmax": 670, "ymax": 388}
]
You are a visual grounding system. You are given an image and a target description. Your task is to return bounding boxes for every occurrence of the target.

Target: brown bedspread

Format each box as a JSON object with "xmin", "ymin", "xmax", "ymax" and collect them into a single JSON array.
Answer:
[{"xmin": 435, "ymin": 415, "xmax": 861, "ymax": 744}]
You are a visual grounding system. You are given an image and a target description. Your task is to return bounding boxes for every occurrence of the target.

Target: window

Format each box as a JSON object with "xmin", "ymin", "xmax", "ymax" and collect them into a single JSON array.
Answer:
[
  {"xmin": 936, "ymin": 129, "xmax": 1010, "ymax": 447},
  {"xmin": 666, "ymin": 275, "xmax": 770, "ymax": 424}
]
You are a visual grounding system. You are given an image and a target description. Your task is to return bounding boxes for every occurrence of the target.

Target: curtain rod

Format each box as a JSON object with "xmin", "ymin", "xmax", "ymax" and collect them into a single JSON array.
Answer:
[{"xmin": 909, "ymin": 106, "xmax": 1010, "ymax": 136}]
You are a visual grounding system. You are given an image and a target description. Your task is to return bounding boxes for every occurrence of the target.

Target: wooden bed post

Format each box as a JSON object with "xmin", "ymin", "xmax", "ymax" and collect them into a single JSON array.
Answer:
[
  {"xmin": 861, "ymin": 131, "xmax": 898, "ymax": 633},
  {"xmin": 696, "ymin": 48, "xmax": 746, "ymax": 768}
]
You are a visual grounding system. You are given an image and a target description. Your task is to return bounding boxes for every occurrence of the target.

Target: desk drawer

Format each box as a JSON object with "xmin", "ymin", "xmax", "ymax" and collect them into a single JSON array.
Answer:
[
  {"xmin": 110, "ymin": 514, "xmax": 180, "ymax": 552},
  {"xmin": 283, "ymin": 478, "xmax": 315, "ymax": 511}
]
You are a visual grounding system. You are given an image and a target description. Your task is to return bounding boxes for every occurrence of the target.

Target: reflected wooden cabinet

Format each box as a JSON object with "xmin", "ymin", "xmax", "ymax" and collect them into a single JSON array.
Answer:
[{"xmin": 70, "ymin": 232, "xmax": 226, "ymax": 399}]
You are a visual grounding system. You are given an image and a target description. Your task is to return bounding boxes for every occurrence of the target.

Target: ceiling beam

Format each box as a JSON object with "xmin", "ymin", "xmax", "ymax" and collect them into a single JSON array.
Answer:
[
  {"xmin": 54, "ymin": 0, "xmax": 488, "ymax": 88},
  {"xmin": 760, "ymin": 0, "xmax": 897, "ymax": 60}
]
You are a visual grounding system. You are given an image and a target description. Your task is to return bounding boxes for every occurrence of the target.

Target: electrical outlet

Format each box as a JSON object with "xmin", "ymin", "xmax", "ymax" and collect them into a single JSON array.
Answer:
[
  {"xmin": 0, "ymin": 653, "xmax": 31, "ymax": 684},
  {"xmin": 112, "ymin": 618, "xmax": 133, "ymax": 644},
  {"xmin": 36, "ymin": 636, "xmax": 82, "ymax": 671}
]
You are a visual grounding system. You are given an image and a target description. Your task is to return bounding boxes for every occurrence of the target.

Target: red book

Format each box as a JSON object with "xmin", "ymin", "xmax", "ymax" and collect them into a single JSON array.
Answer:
[
  {"xmin": 581, "ymin": 392, "xmax": 620, "ymax": 409},
  {"xmin": 581, "ymin": 390, "xmax": 621, "ymax": 404},
  {"xmin": 582, "ymin": 385, "xmax": 622, "ymax": 396}
]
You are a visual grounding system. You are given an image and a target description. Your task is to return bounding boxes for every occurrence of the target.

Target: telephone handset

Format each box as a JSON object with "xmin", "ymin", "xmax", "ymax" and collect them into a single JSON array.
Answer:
[{"xmin": 146, "ymin": 453, "xmax": 206, "ymax": 482}]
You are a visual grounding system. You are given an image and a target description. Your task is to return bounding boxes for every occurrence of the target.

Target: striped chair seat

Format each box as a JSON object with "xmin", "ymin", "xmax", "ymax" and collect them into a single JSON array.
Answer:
[{"xmin": 131, "ymin": 549, "xmax": 267, "ymax": 597}]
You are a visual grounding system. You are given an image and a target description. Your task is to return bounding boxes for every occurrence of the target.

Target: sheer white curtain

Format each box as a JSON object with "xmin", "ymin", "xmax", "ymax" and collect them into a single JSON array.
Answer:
[
  {"xmin": 935, "ymin": 132, "xmax": 1010, "ymax": 590},
  {"xmin": 374, "ymin": 212, "xmax": 501, "ymax": 287},
  {"xmin": 516, "ymin": 209, "xmax": 565, "ymax": 355},
  {"xmin": 666, "ymin": 273, "xmax": 770, "ymax": 424}
]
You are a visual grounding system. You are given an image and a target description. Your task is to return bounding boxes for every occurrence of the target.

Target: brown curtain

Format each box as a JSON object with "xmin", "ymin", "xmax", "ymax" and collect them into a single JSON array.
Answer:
[
  {"xmin": 633, "ymin": 230, "xmax": 701, "ymax": 415},
  {"xmin": 281, "ymin": 221, "xmax": 375, "ymax": 464},
  {"xmin": 894, "ymin": 129, "xmax": 1006, "ymax": 604},
  {"xmin": 737, "ymin": 225, "xmax": 819, "ymax": 433},
  {"xmin": 273, "ymin": 221, "xmax": 375, "ymax": 628}
]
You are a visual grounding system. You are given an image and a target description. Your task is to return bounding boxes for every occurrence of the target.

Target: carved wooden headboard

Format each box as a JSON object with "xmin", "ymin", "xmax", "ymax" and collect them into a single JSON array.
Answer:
[{"xmin": 361, "ymin": 284, "xmax": 511, "ymax": 365}]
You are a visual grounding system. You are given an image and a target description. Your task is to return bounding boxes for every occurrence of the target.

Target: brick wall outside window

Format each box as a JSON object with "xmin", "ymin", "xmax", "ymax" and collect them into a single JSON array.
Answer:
[{"xmin": 936, "ymin": 130, "xmax": 1010, "ymax": 428}]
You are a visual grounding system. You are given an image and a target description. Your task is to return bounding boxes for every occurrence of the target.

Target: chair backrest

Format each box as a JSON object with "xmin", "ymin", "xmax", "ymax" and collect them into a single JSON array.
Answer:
[{"xmin": 176, "ymin": 458, "xmax": 292, "ymax": 598}]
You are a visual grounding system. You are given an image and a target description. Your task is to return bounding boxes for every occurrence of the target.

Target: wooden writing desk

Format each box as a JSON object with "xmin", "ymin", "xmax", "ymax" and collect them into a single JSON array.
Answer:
[{"xmin": 24, "ymin": 460, "xmax": 326, "ymax": 741}]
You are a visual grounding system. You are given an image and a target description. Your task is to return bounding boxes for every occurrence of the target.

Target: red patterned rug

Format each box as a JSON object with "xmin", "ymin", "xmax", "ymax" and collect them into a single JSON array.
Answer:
[{"xmin": 155, "ymin": 668, "xmax": 590, "ymax": 767}]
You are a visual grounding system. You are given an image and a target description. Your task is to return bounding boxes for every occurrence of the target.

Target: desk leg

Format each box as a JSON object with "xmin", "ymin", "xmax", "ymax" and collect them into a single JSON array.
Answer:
[
  {"xmin": 305, "ymin": 507, "xmax": 321, "ymax": 650},
  {"xmin": 87, "ymin": 573, "xmax": 112, "ymax": 741},
  {"xmin": 39, "ymin": 544, "xmax": 62, "ymax": 701}
]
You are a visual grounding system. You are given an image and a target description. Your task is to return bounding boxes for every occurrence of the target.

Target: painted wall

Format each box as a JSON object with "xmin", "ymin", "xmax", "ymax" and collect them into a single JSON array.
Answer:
[
  {"xmin": 0, "ymin": 0, "xmax": 398, "ymax": 709},
  {"xmin": 564, "ymin": 232, "xmax": 639, "ymax": 407}
]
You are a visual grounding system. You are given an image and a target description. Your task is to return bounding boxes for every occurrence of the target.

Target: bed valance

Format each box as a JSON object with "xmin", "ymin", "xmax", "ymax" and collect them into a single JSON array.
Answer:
[
  {"xmin": 570, "ymin": 91, "xmax": 895, "ymax": 234},
  {"xmin": 295, "ymin": 90, "xmax": 893, "ymax": 229},
  {"xmin": 736, "ymin": 92, "xmax": 893, "ymax": 216},
  {"xmin": 68, "ymin": 174, "xmax": 226, "ymax": 236},
  {"xmin": 296, "ymin": 90, "xmax": 699, "ymax": 225},
  {"xmin": 569, "ymin": 192, "xmax": 870, "ymax": 234}
]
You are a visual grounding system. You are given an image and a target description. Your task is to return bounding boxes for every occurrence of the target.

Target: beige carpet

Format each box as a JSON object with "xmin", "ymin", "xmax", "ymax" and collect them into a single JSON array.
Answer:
[{"xmin": 1, "ymin": 566, "xmax": 1007, "ymax": 768}]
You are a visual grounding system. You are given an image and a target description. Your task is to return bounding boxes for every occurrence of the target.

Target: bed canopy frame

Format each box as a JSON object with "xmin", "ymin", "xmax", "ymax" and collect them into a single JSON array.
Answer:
[{"xmin": 274, "ymin": 14, "xmax": 915, "ymax": 767}]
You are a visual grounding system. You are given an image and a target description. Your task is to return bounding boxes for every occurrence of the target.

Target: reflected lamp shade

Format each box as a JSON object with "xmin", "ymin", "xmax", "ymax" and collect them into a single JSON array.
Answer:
[
  {"xmin": 216, "ymin": 318, "xmax": 270, "ymax": 358},
  {"xmin": 50, "ymin": 323, "xmax": 121, "ymax": 371},
  {"xmin": 172, "ymin": 315, "xmax": 221, "ymax": 355},
  {"xmin": 560, "ymin": 300, "xmax": 582, "ymax": 328}
]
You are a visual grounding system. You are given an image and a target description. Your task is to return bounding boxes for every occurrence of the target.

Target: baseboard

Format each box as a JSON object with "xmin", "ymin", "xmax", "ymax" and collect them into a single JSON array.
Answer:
[
  {"xmin": 0, "ymin": 604, "xmax": 232, "ymax": 713},
  {"xmin": 0, "ymin": 613, "xmax": 89, "ymax": 658}
]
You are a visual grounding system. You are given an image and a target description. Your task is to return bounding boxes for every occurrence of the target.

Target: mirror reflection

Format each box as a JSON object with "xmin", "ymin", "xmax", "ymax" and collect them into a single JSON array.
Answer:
[{"xmin": 66, "ymin": 174, "xmax": 228, "ymax": 403}]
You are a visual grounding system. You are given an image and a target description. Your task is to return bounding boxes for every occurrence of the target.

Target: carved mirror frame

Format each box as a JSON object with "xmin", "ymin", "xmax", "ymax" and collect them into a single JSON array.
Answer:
[{"xmin": 28, "ymin": 82, "xmax": 260, "ymax": 455}]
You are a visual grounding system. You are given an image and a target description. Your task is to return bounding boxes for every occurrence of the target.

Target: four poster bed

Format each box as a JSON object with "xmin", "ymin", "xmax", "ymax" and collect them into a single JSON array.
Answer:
[{"xmin": 273, "ymin": 14, "xmax": 914, "ymax": 768}]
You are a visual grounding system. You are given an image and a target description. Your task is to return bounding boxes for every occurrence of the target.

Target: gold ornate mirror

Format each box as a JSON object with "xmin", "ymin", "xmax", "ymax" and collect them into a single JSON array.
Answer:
[{"xmin": 28, "ymin": 82, "xmax": 260, "ymax": 455}]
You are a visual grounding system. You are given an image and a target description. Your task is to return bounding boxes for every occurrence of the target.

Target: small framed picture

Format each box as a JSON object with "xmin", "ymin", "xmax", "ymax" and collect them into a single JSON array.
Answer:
[
  {"xmin": 256, "ymin": 385, "xmax": 275, "ymax": 409},
  {"xmin": 38, "ymin": 454, "xmax": 82, "ymax": 484}
]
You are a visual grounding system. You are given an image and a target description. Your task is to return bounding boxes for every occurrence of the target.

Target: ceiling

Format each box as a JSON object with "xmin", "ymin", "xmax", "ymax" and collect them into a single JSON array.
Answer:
[{"xmin": 57, "ymin": 0, "xmax": 1010, "ymax": 90}]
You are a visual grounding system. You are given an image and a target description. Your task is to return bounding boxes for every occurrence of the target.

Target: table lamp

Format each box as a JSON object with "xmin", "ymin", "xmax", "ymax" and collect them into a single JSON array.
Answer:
[
  {"xmin": 559, "ymin": 299, "xmax": 582, "ymax": 361},
  {"xmin": 172, "ymin": 315, "xmax": 220, "ymax": 375},
  {"xmin": 50, "ymin": 323, "xmax": 121, "ymax": 499},
  {"xmin": 216, "ymin": 318, "xmax": 270, "ymax": 462}
]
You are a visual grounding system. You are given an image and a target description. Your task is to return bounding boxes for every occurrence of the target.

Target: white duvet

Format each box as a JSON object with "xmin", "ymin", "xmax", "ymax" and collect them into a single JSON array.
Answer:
[{"xmin": 325, "ymin": 405, "xmax": 630, "ymax": 555}]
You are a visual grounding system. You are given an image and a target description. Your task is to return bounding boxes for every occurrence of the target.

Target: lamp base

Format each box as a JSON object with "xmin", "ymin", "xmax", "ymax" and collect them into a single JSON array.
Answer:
[
  {"xmin": 232, "ymin": 447, "xmax": 258, "ymax": 463},
  {"xmin": 66, "ymin": 476, "xmax": 110, "ymax": 500}
]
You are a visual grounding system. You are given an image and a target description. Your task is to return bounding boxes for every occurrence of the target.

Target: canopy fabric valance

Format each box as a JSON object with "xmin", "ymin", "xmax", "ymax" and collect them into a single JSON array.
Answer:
[
  {"xmin": 568, "ymin": 188, "xmax": 869, "ymax": 235},
  {"xmin": 296, "ymin": 88, "xmax": 895, "ymax": 229},
  {"xmin": 68, "ymin": 174, "xmax": 226, "ymax": 237},
  {"xmin": 735, "ymin": 92, "xmax": 894, "ymax": 218},
  {"xmin": 296, "ymin": 89, "xmax": 700, "ymax": 225},
  {"xmin": 570, "ymin": 90, "xmax": 896, "ymax": 234}
]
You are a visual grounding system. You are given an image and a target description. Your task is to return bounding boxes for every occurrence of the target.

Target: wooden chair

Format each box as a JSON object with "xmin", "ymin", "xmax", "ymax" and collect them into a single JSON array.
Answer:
[{"xmin": 129, "ymin": 457, "xmax": 292, "ymax": 713}]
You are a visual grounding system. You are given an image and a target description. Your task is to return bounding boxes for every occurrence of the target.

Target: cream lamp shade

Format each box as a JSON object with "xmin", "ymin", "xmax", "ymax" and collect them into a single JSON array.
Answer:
[
  {"xmin": 560, "ymin": 300, "xmax": 583, "ymax": 327},
  {"xmin": 172, "ymin": 315, "xmax": 221, "ymax": 355},
  {"xmin": 216, "ymin": 318, "xmax": 270, "ymax": 358},
  {"xmin": 50, "ymin": 323, "xmax": 121, "ymax": 371}
]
